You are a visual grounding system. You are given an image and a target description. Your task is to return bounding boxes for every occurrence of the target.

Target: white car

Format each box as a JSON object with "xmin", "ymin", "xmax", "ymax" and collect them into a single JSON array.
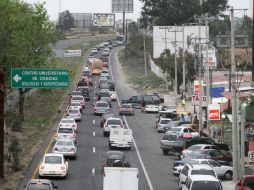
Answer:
[
  {"xmin": 144, "ymin": 104, "xmax": 159, "ymax": 113},
  {"xmin": 192, "ymin": 159, "xmax": 233, "ymax": 180},
  {"xmin": 109, "ymin": 91, "xmax": 117, "ymax": 101},
  {"xmin": 55, "ymin": 126, "xmax": 77, "ymax": 143},
  {"xmin": 39, "ymin": 153, "xmax": 68, "ymax": 178},
  {"xmin": 103, "ymin": 118, "xmax": 124, "ymax": 137},
  {"xmin": 69, "ymin": 102, "xmax": 83, "ymax": 114},
  {"xmin": 109, "ymin": 128, "xmax": 133, "ymax": 150},
  {"xmin": 91, "ymin": 48, "xmax": 98, "ymax": 54},
  {"xmin": 53, "ymin": 139, "xmax": 77, "ymax": 159},
  {"xmin": 102, "ymin": 48, "xmax": 110, "ymax": 56},
  {"xmin": 71, "ymin": 95, "xmax": 85, "ymax": 108},
  {"xmin": 179, "ymin": 163, "xmax": 217, "ymax": 189},
  {"xmin": 59, "ymin": 118, "xmax": 77, "ymax": 132},
  {"xmin": 166, "ymin": 126, "xmax": 199, "ymax": 138},
  {"xmin": 66, "ymin": 108, "xmax": 82, "ymax": 122}
]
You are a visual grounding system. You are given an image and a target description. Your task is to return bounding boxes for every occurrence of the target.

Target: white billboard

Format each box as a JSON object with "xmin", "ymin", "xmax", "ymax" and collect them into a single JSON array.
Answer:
[
  {"xmin": 202, "ymin": 45, "xmax": 217, "ymax": 67},
  {"xmin": 64, "ymin": 50, "xmax": 81, "ymax": 58},
  {"xmin": 153, "ymin": 26, "xmax": 208, "ymax": 58},
  {"xmin": 93, "ymin": 14, "xmax": 115, "ymax": 27},
  {"xmin": 112, "ymin": 0, "xmax": 134, "ymax": 13}
]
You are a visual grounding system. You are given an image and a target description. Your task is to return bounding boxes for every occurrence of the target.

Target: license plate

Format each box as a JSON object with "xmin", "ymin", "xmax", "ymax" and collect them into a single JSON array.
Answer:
[
  {"xmin": 49, "ymin": 171, "xmax": 55, "ymax": 174},
  {"xmin": 119, "ymin": 144, "xmax": 123, "ymax": 146}
]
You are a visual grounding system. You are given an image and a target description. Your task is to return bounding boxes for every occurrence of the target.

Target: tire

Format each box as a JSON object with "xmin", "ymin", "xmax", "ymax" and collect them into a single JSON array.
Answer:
[
  {"xmin": 132, "ymin": 113, "xmax": 135, "ymax": 116},
  {"xmin": 103, "ymin": 132, "xmax": 107, "ymax": 137},
  {"xmin": 73, "ymin": 155, "xmax": 77, "ymax": 160},
  {"xmin": 224, "ymin": 171, "xmax": 233, "ymax": 180},
  {"xmin": 163, "ymin": 149, "xmax": 169, "ymax": 155}
]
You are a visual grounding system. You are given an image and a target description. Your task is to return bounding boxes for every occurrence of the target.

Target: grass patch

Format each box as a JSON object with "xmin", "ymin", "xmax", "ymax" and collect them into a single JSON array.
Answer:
[
  {"xmin": 118, "ymin": 49, "xmax": 166, "ymax": 94},
  {"xmin": 3, "ymin": 40, "xmax": 102, "ymax": 190}
]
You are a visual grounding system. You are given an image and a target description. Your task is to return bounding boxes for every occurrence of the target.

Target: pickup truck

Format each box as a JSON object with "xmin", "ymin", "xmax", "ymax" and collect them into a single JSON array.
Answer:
[
  {"xmin": 122, "ymin": 95, "xmax": 160, "ymax": 108},
  {"xmin": 103, "ymin": 167, "xmax": 138, "ymax": 190},
  {"xmin": 109, "ymin": 129, "xmax": 132, "ymax": 150}
]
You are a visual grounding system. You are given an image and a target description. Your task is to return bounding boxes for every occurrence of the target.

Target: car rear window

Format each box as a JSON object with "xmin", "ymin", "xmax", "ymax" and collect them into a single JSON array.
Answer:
[
  {"xmin": 188, "ymin": 145, "xmax": 203, "ymax": 150},
  {"xmin": 169, "ymin": 128, "xmax": 182, "ymax": 132},
  {"xmin": 27, "ymin": 183, "xmax": 51, "ymax": 190},
  {"xmin": 56, "ymin": 140, "xmax": 73, "ymax": 146},
  {"xmin": 107, "ymin": 120, "xmax": 121, "ymax": 125},
  {"xmin": 162, "ymin": 134, "xmax": 177, "ymax": 141},
  {"xmin": 108, "ymin": 154, "xmax": 123, "ymax": 160},
  {"xmin": 58, "ymin": 128, "xmax": 73, "ymax": 133},
  {"xmin": 71, "ymin": 91, "xmax": 82, "ymax": 96},
  {"xmin": 97, "ymin": 102, "xmax": 109, "ymax": 107},
  {"xmin": 72, "ymin": 96, "xmax": 83, "ymax": 101},
  {"xmin": 191, "ymin": 181, "xmax": 222, "ymax": 190},
  {"xmin": 44, "ymin": 156, "xmax": 62, "ymax": 164},
  {"xmin": 69, "ymin": 109, "xmax": 79, "ymax": 114},
  {"xmin": 99, "ymin": 92, "xmax": 110, "ymax": 97},
  {"xmin": 121, "ymin": 104, "xmax": 131, "ymax": 108},
  {"xmin": 160, "ymin": 120, "xmax": 171, "ymax": 124},
  {"xmin": 246, "ymin": 178, "xmax": 254, "ymax": 187},
  {"xmin": 61, "ymin": 120, "xmax": 74, "ymax": 123}
]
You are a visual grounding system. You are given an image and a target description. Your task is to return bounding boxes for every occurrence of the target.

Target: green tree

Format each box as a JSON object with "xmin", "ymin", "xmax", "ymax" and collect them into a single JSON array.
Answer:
[
  {"xmin": 57, "ymin": 10, "xmax": 75, "ymax": 32},
  {"xmin": 140, "ymin": 0, "xmax": 228, "ymax": 26},
  {"xmin": 0, "ymin": 0, "xmax": 58, "ymax": 119}
]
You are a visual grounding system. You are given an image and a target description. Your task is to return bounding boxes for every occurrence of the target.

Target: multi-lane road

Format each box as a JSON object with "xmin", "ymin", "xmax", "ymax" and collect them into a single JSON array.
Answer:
[{"xmin": 20, "ymin": 47, "xmax": 180, "ymax": 190}]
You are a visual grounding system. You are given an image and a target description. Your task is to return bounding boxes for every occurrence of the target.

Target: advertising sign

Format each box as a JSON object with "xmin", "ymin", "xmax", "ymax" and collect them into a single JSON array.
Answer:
[
  {"xmin": 64, "ymin": 50, "xmax": 81, "ymax": 58},
  {"xmin": 193, "ymin": 80, "xmax": 206, "ymax": 94},
  {"xmin": 192, "ymin": 95, "xmax": 207, "ymax": 107},
  {"xmin": 93, "ymin": 14, "xmax": 115, "ymax": 27},
  {"xmin": 208, "ymin": 104, "xmax": 220, "ymax": 121},
  {"xmin": 202, "ymin": 45, "xmax": 217, "ymax": 67},
  {"xmin": 112, "ymin": 0, "xmax": 134, "ymax": 13}
]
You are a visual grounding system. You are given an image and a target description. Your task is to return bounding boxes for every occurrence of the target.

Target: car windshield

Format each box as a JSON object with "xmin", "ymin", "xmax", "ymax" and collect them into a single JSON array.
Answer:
[
  {"xmin": 71, "ymin": 91, "xmax": 81, "ymax": 96},
  {"xmin": 123, "ymin": 131, "xmax": 130, "ymax": 135},
  {"xmin": 108, "ymin": 154, "xmax": 123, "ymax": 160},
  {"xmin": 71, "ymin": 103, "xmax": 80, "ymax": 106},
  {"xmin": 169, "ymin": 128, "xmax": 182, "ymax": 132},
  {"xmin": 191, "ymin": 170, "xmax": 216, "ymax": 177},
  {"xmin": 58, "ymin": 128, "xmax": 73, "ymax": 133},
  {"xmin": 96, "ymin": 103, "xmax": 108, "ymax": 107},
  {"xmin": 61, "ymin": 120, "xmax": 74, "ymax": 123},
  {"xmin": 191, "ymin": 181, "xmax": 221, "ymax": 190},
  {"xmin": 44, "ymin": 156, "xmax": 62, "ymax": 164},
  {"xmin": 56, "ymin": 140, "xmax": 73, "ymax": 146},
  {"xmin": 101, "ymin": 84, "xmax": 109, "ymax": 88},
  {"xmin": 69, "ymin": 110, "xmax": 79, "ymax": 114},
  {"xmin": 107, "ymin": 120, "xmax": 121, "ymax": 125},
  {"xmin": 99, "ymin": 92, "xmax": 110, "ymax": 97},
  {"xmin": 162, "ymin": 134, "xmax": 177, "ymax": 141},
  {"xmin": 160, "ymin": 120, "xmax": 171, "ymax": 124},
  {"xmin": 27, "ymin": 183, "xmax": 51, "ymax": 190},
  {"xmin": 121, "ymin": 104, "xmax": 131, "ymax": 108},
  {"xmin": 72, "ymin": 97, "xmax": 83, "ymax": 101}
]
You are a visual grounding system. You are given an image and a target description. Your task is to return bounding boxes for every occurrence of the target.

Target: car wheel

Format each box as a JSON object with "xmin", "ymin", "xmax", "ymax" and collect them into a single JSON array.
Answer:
[
  {"xmin": 73, "ymin": 155, "xmax": 77, "ymax": 160},
  {"xmin": 163, "ymin": 149, "xmax": 169, "ymax": 155},
  {"xmin": 224, "ymin": 171, "xmax": 233, "ymax": 180},
  {"xmin": 103, "ymin": 132, "xmax": 107, "ymax": 137},
  {"xmin": 128, "ymin": 147, "xmax": 131, "ymax": 150}
]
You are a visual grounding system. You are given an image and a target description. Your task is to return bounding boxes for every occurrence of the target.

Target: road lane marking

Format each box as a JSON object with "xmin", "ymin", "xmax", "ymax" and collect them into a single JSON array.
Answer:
[
  {"xmin": 93, "ymin": 131, "xmax": 96, "ymax": 136},
  {"xmin": 93, "ymin": 147, "xmax": 96, "ymax": 153},
  {"xmin": 92, "ymin": 168, "xmax": 95, "ymax": 176},
  {"xmin": 109, "ymin": 48, "xmax": 154, "ymax": 190},
  {"xmin": 93, "ymin": 120, "xmax": 95, "ymax": 124},
  {"xmin": 32, "ymin": 130, "xmax": 55, "ymax": 179}
]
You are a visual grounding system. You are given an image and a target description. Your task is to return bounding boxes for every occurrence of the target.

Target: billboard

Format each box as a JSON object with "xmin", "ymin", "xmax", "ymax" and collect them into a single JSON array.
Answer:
[
  {"xmin": 153, "ymin": 26, "xmax": 208, "ymax": 58},
  {"xmin": 112, "ymin": 0, "xmax": 134, "ymax": 13},
  {"xmin": 208, "ymin": 104, "xmax": 220, "ymax": 121},
  {"xmin": 71, "ymin": 13, "xmax": 92, "ymax": 28},
  {"xmin": 202, "ymin": 45, "xmax": 217, "ymax": 67},
  {"xmin": 93, "ymin": 14, "xmax": 115, "ymax": 27}
]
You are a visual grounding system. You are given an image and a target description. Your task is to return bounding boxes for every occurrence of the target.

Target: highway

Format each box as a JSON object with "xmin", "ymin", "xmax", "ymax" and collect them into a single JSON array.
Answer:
[{"xmin": 20, "ymin": 47, "xmax": 180, "ymax": 190}]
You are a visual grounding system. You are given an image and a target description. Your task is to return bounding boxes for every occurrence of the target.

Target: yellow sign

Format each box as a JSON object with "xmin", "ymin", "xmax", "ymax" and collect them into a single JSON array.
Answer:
[{"xmin": 176, "ymin": 104, "xmax": 187, "ymax": 115}]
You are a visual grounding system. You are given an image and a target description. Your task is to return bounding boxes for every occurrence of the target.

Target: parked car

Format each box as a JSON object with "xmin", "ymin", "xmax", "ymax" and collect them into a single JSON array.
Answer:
[
  {"xmin": 25, "ymin": 179, "xmax": 58, "ymax": 190},
  {"xmin": 102, "ymin": 151, "xmax": 130, "ymax": 168},
  {"xmin": 39, "ymin": 153, "xmax": 68, "ymax": 179},
  {"xmin": 179, "ymin": 163, "xmax": 217, "ymax": 189},
  {"xmin": 52, "ymin": 139, "xmax": 77, "ymax": 159},
  {"xmin": 181, "ymin": 175, "xmax": 223, "ymax": 190},
  {"xmin": 94, "ymin": 101, "xmax": 110, "ymax": 115},
  {"xmin": 166, "ymin": 126, "xmax": 199, "ymax": 138},
  {"xmin": 199, "ymin": 149, "xmax": 233, "ymax": 163},
  {"xmin": 235, "ymin": 175, "xmax": 254, "ymax": 190},
  {"xmin": 156, "ymin": 118, "xmax": 173, "ymax": 133},
  {"xmin": 160, "ymin": 133, "xmax": 179, "ymax": 155},
  {"xmin": 119, "ymin": 104, "xmax": 135, "ymax": 116},
  {"xmin": 172, "ymin": 137, "xmax": 230, "ymax": 157}
]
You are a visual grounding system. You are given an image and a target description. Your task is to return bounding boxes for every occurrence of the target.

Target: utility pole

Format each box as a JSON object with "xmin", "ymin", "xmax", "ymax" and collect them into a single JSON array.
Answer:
[
  {"xmin": 143, "ymin": 28, "xmax": 147, "ymax": 78},
  {"xmin": 230, "ymin": 7, "xmax": 239, "ymax": 182},
  {"xmin": 174, "ymin": 27, "xmax": 178, "ymax": 96},
  {"xmin": 253, "ymin": 0, "xmax": 254, "ymax": 84},
  {"xmin": 198, "ymin": 18, "xmax": 203, "ymax": 132},
  {"xmin": 123, "ymin": 11, "xmax": 125, "ymax": 36},
  {"xmin": 240, "ymin": 103, "xmax": 245, "ymax": 178},
  {"xmin": 182, "ymin": 24, "xmax": 186, "ymax": 92},
  {"xmin": 0, "ymin": 67, "xmax": 4, "ymax": 178}
]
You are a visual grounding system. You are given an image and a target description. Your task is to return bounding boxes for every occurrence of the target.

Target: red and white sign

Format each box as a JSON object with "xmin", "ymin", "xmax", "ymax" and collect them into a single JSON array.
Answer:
[
  {"xmin": 193, "ymin": 80, "xmax": 206, "ymax": 94},
  {"xmin": 208, "ymin": 104, "xmax": 220, "ymax": 121},
  {"xmin": 192, "ymin": 95, "xmax": 207, "ymax": 107}
]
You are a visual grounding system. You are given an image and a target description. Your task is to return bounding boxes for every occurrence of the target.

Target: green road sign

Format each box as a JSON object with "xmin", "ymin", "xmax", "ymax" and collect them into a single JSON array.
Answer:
[{"xmin": 11, "ymin": 68, "xmax": 70, "ymax": 88}]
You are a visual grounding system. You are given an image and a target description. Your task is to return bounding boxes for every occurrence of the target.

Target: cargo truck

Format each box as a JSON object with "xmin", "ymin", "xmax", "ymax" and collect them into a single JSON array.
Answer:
[{"xmin": 92, "ymin": 58, "xmax": 103, "ymax": 75}]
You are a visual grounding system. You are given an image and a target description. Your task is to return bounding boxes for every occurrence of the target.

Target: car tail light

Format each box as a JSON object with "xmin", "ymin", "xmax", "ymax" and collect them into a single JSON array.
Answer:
[
  {"xmin": 78, "ymin": 113, "xmax": 81, "ymax": 116},
  {"xmin": 73, "ymin": 124, "xmax": 76, "ymax": 128},
  {"xmin": 69, "ymin": 148, "xmax": 75, "ymax": 152},
  {"xmin": 103, "ymin": 162, "xmax": 107, "ymax": 167},
  {"xmin": 73, "ymin": 134, "xmax": 76, "ymax": 138},
  {"xmin": 61, "ymin": 166, "xmax": 66, "ymax": 170},
  {"xmin": 40, "ymin": 166, "xmax": 45, "ymax": 170}
]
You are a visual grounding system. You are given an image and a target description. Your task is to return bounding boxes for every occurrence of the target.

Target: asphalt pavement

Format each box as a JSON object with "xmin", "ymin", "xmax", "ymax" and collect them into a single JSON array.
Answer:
[{"xmin": 18, "ymin": 46, "xmax": 238, "ymax": 190}]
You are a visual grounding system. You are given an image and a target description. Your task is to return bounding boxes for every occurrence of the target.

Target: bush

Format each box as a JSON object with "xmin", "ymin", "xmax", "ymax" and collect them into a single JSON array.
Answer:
[
  {"xmin": 9, "ymin": 136, "xmax": 22, "ymax": 171},
  {"xmin": 5, "ymin": 111, "xmax": 23, "ymax": 132}
]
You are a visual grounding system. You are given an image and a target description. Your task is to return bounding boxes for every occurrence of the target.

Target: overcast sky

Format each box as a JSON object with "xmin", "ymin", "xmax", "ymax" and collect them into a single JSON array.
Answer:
[{"xmin": 23, "ymin": 0, "xmax": 252, "ymax": 21}]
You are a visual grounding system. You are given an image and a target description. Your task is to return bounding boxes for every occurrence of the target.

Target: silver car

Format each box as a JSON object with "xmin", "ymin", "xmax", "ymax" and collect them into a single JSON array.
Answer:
[
  {"xmin": 156, "ymin": 118, "xmax": 173, "ymax": 133},
  {"xmin": 55, "ymin": 126, "xmax": 77, "ymax": 143},
  {"xmin": 94, "ymin": 101, "xmax": 110, "ymax": 115},
  {"xmin": 53, "ymin": 139, "xmax": 77, "ymax": 159},
  {"xmin": 66, "ymin": 108, "xmax": 82, "ymax": 122}
]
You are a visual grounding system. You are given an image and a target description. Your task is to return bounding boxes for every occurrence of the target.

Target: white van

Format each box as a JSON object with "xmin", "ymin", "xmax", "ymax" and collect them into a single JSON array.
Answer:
[{"xmin": 109, "ymin": 128, "xmax": 132, "ymax": 150}]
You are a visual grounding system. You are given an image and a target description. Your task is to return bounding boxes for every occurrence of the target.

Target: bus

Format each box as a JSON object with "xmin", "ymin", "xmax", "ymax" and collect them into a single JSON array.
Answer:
[{"xmin": 116, "ymin": 35, "xmax": 125, "ymax": 45}]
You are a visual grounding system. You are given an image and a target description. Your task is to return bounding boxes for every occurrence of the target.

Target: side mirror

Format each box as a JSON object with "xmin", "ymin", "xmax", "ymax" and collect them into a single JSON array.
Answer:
[
  {"xmin": 236, "ymin": 182, "xmax": 241, "ymax": 186},
  {"xmin": 181, "ymin": 181, "xmax": 185, "ymax": 185}
]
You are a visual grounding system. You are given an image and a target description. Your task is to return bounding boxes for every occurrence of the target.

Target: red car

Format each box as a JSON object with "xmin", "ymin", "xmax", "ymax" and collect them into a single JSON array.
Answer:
[{"xmin": 235, "ymin": 175, "xmax": 254, "ymax": 190}]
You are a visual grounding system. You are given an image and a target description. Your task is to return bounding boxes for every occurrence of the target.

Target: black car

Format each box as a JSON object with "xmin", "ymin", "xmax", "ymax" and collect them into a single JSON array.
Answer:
[
  {"xmin": 97, "ymin": 91, "xmax": 110, "ymax": 101},
  {"xmin": 100, "ymin": 113, "xmax": 115, "ymax": 128},
  {"xmin": 172, "ymin": 137, "xmax": 230, "ymax": 157},
  {"xmin": 107, "ymin": 81, "xmax": 115, "ymax": 91},
  {"xmin": 122, "ymin": 95, "xmax": 160, "ymax": 108},
  {"xmin": 77, "ymin": 87, "xmax": 90, "ymax": 101},
  {"xmin": 102, "ymin": 151, "xmax": 130, "ymax": 168},
  {"xmin": 25, "ymin": 179, "xmax": 57, "ymax": 190}
]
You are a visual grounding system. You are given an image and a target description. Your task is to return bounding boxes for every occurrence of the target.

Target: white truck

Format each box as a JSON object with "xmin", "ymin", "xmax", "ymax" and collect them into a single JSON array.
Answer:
[
  {"xmin": 109, "ymin": 128, "xmax": 132, "ymax": 150},
  {"xmin": 103, "ymin": 167, "xmax": 138, "ymax": 190}
]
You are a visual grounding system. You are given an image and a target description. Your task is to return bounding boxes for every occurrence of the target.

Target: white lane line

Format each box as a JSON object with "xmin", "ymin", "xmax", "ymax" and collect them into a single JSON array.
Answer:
[
  {"xmin": 93, "ymin": 131, "xmax": 96, "ymax": 137},
  {"xmin": 92, "ymin": 168, "xmax": 95, "ymax": 176},
  {"xmin": 93, "ymin": 120, "xmax": 95, "ymax": 124},
  {"xmin": 93, "ymin": 147, "xmax": 96, "ymax": 153},
  {"xmin": 94, "ymin": 97, "xmax": 96, "ymax": 100},
  {"xmin": 108, "ymin": 48, "xmax": 154, "ymax": 190}
]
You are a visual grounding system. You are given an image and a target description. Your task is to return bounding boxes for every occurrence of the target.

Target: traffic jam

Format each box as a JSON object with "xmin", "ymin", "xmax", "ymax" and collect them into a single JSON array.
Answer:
[{"xmin": 24, "ymin": 40, "xmax": 253, "ymax": 190}]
